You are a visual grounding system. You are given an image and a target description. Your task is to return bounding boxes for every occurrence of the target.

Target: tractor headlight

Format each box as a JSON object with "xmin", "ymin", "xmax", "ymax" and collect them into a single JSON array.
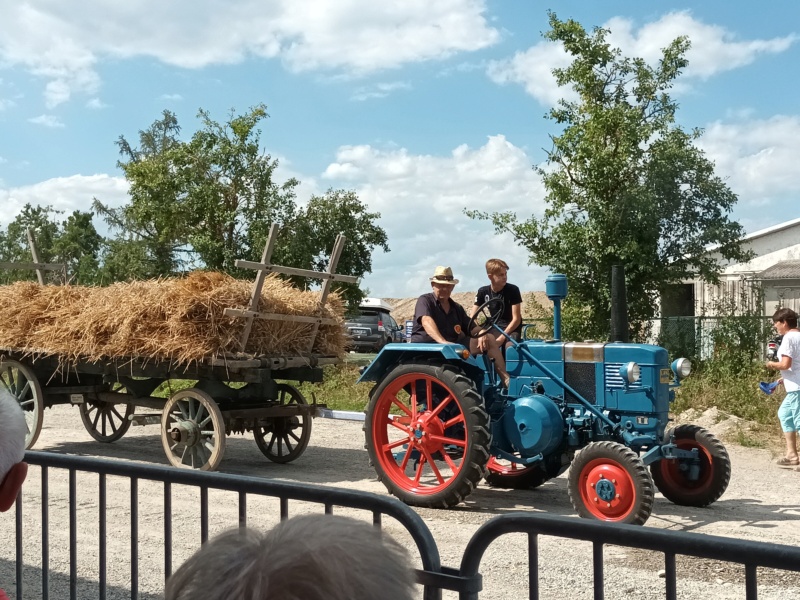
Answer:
[
  {"xmin": 671, "ymin": 358, "xmax": 691, "ymax": 379},
  {"xmin": 619, "ymin": 362, "xmax": 640, "ymax": 383}
]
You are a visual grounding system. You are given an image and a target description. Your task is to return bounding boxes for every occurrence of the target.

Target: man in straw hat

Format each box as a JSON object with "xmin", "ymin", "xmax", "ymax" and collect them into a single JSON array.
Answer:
[{"xmin": 409, "ymin": 266, "xmax": 510, "ymax": 386}]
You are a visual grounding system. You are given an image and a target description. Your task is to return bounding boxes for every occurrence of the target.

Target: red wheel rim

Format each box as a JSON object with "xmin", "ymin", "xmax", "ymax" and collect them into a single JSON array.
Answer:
[
  {"xmin": 577, "ymin": 458, "xmax": 637, "ymax": 521},
  {"xmin": 371, "ymin": 373, "xmax": 468, "ymax": 495},
  {"xmin": 658, "ymin": 439, "xmax": 714, "ymax": 493}
]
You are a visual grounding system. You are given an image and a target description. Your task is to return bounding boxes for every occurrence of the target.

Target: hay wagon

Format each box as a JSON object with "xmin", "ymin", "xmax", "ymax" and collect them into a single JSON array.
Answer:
[{"xmin": 0, "ymin": 226, "xmax": 355, "ymax": 471}]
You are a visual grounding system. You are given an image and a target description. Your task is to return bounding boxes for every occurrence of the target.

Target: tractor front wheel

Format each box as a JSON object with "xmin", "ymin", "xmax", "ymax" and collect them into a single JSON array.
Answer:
[
  {"xmin": 568, "ymin": 441, "xmax": 654, "ymax": 525},
  {"xmin": 651, "ymin": 424, "xmax": 731, "ymax": 507},
  {"xmin": 364, "ymin": 362, "xmax": 490, "ymax": 508}
]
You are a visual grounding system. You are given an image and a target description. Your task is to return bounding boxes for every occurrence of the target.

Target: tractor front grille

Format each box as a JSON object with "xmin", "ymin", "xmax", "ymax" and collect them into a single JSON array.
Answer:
[
  {"xmin": 564, "ymin": 362, "xmax": 596, "ymax": 404},
  {"xmin": 604, "ymin": 363, "xmax": 644, "ymax": 390}
]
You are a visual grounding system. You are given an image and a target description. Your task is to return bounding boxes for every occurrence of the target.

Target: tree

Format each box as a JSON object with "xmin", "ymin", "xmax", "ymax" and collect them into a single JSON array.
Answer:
[
  {"xmin": 470, "ymin": 13, "xmax": 752, "ymax": 339},
  {"xmin": 276, "ymin": 189, "xmax": 389, "ymax": 308},
  {"xmin": 0, "ymin": 204, "xmax": 62, "ymax": 284},
  {"xmin": 51, "ymin": 210, "xmax": 103, "ymax": 284},
  {"xmin": 95, "ymin": 105, "xmax": 299, "ymax": 278}
]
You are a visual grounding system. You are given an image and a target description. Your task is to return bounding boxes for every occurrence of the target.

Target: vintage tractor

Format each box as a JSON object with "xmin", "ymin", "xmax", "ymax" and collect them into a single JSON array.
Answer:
[{"xmin": 358, "ymin": 274, "xmax": 730, "ymax": 525}]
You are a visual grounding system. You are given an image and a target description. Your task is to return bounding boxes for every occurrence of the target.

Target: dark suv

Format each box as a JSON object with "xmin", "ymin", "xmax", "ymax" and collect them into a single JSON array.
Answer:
[{"xmin": 344, "ymin": 310, "xmax": 402, "ymax": 352}]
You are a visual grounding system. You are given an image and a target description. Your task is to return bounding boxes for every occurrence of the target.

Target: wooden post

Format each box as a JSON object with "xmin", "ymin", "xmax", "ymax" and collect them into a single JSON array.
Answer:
[
  {"xmin": 238, "ymin": 223, "xmax": 281, "ymax": 351},
  {"xmin": 27, "ymin": 228, "xmax": 45, "ymax": 285},
  {"xmin": 306, "ymin": 234, "xmax": 346, "ymax": 353}
]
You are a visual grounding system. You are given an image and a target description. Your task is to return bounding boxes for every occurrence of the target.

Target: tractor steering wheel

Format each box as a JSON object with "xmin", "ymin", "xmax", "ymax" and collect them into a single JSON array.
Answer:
[{"xmin": 468, "ymin": 297, "xmax": 504, "ymax": 339}]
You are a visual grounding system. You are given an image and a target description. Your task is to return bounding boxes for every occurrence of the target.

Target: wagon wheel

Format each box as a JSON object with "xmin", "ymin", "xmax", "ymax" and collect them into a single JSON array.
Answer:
[
  {"xmin": 0, "ymin": 359, "xmax": 44, "ymax": 449},
  {"xmin": 254, "ymin": 383, "xmax": 312, "ymax": 464},
  {"xmin": 651, "ymin": 424, "xmax": 731, "ymax": 507},
  {"xmin": 161, "ymin": 388, "xmax": 226, "ymax": 471},
  {"xmin": 80, "ymin": 384, "xmax": 135, "ymax": 442},
  {"xmin": 568, "ymin": 441, "xmax": 655, "ymax": 525},
  {"xmin": 364, "ymin": 362, "xmax": 490, "ymax": 508}
]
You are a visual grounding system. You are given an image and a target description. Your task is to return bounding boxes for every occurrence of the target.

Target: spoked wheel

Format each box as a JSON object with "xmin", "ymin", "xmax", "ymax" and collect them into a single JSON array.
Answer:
[
  {"xmin": 568, "ymin": 441, "xmax": 655, "ymax": 525},
  {"xmin": 651, "ymin": 424, "xmax": 731, "ymax": 507},
  {"xmin": 364, "ymin": 362, "xmax": 490, "ymax": 508},
  {"xmin": 485, "ymin": 455, "xmax": 550, "ymax": 489},
  {"xmin": 80, "ymin": 384, "xmax": 134, "ymax": 442},
  {"xmin": 0, "ymin": 359, "xmax": 44, "ymax": 449},
  {"xmin": 161, "ymin": 388, "xmax": 226, "ymax": 471},
  {"xmin": 467, "ymin": 298, "xmax": 505, "ymax": 338},
  {"xmin": 254, "ymin": 383, "xmax": 312, "ymax": 464}
]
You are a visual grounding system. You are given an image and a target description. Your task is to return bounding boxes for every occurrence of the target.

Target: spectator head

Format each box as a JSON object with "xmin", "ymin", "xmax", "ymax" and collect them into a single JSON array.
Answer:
[
  {"xmin": 165, "ymin": 514, "xmax": 416, "ymax": 600},
  {"xmin": 485, "ymin": 258, "xmax": 509, "ymax": 276},
  {"xmin": 0, "ymin": 389, "xmax": 28, "ymax": 512},
  {"xmin": 772, "ymin": 307, "xmax": 798, "ymax": 329}
]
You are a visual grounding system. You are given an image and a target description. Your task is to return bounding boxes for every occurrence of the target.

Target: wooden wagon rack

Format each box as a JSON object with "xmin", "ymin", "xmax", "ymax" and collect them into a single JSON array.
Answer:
[{"xmin": 0, "ymin": 225, "xmax": 356, "ymax": 471}]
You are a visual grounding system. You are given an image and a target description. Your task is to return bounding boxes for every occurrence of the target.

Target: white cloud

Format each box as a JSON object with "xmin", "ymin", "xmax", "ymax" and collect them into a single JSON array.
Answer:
[
  {"xmin": 0, "ymin": 0, "xmax": 499, "ymax": 107},
  {"xmin": 351, "ymin": 81, "xmax": 411, "ymax": 102},
  {"xmin": 697, "ymin": 115, "xmax": 800, "ymax": 232},
  {"xmin": 488, "ymin": 11, "xmax": 796, "ymax": 105},
  {"xmin": 28, "ymin": 114, "xmax": 65, "ymax": 128},
  {"xmin": 0, "ymin": 174, "xmax": 129, "ymax": 228},
  {"xmin": 160, "ymin": 93, "xmax": 183, "ymax": 101},
  {"xmin": 322, "ymin": 135, "xmax": 550, "ymax": 296},
  {"xmin": 86, "ymin": 97, "xmax": 107, "ymax": 109}
]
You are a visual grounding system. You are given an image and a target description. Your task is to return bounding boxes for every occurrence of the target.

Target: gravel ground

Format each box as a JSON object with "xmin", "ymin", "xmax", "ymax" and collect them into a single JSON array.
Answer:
[{"xmin": 2, "ymin": 404, "xmax": 800, "ymax": 599}]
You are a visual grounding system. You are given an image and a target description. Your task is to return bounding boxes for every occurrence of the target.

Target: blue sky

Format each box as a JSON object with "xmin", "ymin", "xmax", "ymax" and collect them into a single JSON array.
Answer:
[{"xmin": 1, "ymin": 1, "xmax": 798, "ymax": 297}]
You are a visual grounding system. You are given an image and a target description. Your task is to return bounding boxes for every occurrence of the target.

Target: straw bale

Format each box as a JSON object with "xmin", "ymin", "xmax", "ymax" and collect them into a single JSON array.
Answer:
[{"xmin": 0, "ymin": 271, "xmax": 347, "ymax": 366}]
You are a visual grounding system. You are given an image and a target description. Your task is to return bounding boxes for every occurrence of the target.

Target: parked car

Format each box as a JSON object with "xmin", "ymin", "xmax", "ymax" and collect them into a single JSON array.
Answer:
[
  {"xmin": 767, "ymin": 334, "xmax": 784, "ymax": 361},
  {"xmin": 344, "ymin": 300, "xmax": 403, "ymax": 352}
]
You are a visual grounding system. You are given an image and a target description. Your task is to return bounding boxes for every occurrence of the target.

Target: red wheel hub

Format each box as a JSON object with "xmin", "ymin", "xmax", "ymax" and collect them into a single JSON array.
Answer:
[
  {"xmin": 660, "ymin": 440, "xmax": 713, "ymax": 492},
  {"xmin": 578, "ymin": 459, "xmax": 636, "ymax": 521}
]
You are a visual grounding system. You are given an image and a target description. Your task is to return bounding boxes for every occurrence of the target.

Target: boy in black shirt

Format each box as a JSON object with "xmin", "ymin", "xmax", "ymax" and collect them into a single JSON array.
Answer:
[{"xmin": 472, "ymin": 258, "xmax": 523, "ymax": 348}]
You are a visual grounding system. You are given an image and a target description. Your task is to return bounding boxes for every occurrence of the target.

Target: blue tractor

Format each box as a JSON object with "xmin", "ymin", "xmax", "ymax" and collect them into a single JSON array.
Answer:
[{"xmin": 359, "ymin": 274, "xmax": 730, "ymax": 525}]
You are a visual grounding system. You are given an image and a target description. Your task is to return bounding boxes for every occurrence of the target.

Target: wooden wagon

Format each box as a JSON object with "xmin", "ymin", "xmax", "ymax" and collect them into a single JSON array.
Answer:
[{"xmin": 0, "ymin": 226, "xmax": 355, "ymax": 471}]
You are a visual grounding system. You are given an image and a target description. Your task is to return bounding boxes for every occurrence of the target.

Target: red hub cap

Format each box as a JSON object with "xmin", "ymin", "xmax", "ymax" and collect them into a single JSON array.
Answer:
[{"xmin": 577, "ymin": 459, "xmax": 637, "ymax": 521}]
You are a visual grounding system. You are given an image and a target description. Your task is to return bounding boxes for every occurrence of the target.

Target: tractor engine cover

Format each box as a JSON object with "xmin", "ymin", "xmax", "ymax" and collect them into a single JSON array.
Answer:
[{"xmin": 502, "ymin": 394, "xmax": 564, "ymax": 458}]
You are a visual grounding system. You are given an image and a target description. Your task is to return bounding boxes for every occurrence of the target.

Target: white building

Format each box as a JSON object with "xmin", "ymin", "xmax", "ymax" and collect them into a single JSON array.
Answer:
[{"xmin": 660, "ymin": 216, "xmax": 800, "ymax": 318}]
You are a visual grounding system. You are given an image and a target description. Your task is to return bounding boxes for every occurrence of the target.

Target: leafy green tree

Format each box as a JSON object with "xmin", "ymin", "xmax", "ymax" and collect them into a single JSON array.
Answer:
[
  {"xmin": 470, "ymin": 13, "xmax": 751, "ymax": 340},
  {"xmin": 51, "ymin": 210, "xmax": 103, "ymax": 284},
  {"xmin": 276, "ymin": 189, "xmax": 389, "ymax": 308},
  {"xmin": 0, "ymin": 204, "xmax": 62, "ymax": 283},
  {"xmin": 94, "ymin": 110, "xmax": 188, "ymax": 278}
]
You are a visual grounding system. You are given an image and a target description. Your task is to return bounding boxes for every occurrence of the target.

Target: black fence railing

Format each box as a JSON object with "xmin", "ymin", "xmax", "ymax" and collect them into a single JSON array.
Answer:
[{"xmin": 9, "ymin": 452, "xmax": 800, "ymax": 599}]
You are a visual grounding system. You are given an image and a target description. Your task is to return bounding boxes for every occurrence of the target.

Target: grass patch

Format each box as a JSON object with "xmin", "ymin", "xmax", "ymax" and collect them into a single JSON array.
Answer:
[{"xmin": 290, "ymin": 364, "xmax": 373, "ymax": 412}]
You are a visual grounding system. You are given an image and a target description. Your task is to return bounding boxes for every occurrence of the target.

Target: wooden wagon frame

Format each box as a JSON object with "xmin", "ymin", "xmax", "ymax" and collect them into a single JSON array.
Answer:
[{"xmin": 0, "ymin": 225, "xmax": 356, "ymax": 471}]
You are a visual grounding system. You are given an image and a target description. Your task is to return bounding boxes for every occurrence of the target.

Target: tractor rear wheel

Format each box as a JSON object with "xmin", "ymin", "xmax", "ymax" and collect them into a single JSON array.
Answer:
[
  {"xmin": 568, "ymin": 441, "xmax": 654, "ymax": 525},
  {"xmin": 364, "ymin": 362, "xmax": 490, "ymax": 508},
  {"xmin": 651, "ymin": 424, "xmax": 731, "ymax": 507}
]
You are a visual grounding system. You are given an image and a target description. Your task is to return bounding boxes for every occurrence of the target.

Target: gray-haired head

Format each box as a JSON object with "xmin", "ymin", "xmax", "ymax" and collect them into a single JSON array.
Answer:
[
  {"xmin": 0, "ymin": 388, "xmax": 28, "ymax": 511},
  {"xmin": 165, "ymin": 514, "xmax": 416, "ymax": 600}
]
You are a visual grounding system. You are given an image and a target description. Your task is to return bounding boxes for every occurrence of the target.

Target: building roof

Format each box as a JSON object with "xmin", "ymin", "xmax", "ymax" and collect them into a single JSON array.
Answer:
[{"xmin": 758, "ymin": 259, "xmax": 800, "ymax": 280}]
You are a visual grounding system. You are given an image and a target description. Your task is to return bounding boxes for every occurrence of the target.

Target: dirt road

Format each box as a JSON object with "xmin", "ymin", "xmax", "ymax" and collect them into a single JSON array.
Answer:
[{"xmin": 3, "ymin": 405, "xmax": 800, "ymax": 599}]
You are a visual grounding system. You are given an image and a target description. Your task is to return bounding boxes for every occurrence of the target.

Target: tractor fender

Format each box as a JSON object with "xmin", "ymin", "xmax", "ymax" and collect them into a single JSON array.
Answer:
[{"xmin": 356, "ymin": 343, "xmax": 483, "ymax": 384}]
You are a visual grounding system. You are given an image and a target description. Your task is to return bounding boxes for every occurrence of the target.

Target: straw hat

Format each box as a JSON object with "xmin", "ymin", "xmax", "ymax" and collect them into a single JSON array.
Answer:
[{"xmin": 430, "ymin": 266, "xmax": 459, "ymax": 285}]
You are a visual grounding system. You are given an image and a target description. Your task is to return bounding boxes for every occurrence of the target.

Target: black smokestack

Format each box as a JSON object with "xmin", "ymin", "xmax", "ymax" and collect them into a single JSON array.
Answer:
[{"xmin": 610, "ymin": 265, "xmax": 629, "ymax": 342}]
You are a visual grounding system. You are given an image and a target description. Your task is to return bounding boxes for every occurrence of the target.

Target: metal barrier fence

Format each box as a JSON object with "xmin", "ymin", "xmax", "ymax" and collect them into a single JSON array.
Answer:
[
  {"xmin": 10, "ymin": 451, "xmax": 474, "ymax": 600},
  {"xmin": 10, "ymin": 452, "xmax": 800, "ymax": 599}
]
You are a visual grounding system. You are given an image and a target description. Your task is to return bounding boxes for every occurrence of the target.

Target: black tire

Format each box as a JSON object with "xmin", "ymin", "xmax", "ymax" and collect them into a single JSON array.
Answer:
[
  {"xmin": 568, "ymin": 441, "xmax": 655, "ymax": 525},
  {"xmin": 364, "ymin": 362, "xmax": 490, "ymax": 508},
  {"xmin": 651, "ymin": 424, "xmax": 731, "ymax": 507}
]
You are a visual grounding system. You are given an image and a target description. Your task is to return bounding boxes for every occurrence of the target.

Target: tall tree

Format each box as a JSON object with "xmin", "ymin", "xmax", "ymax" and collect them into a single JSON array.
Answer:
[
  {"xmin": 276, "ymin": 189, "xmax": 389, "ymax": 308},
  {"xmin": 0, "ymin": 204, "xmax": 62, "ymax": 284},
  {"xmin": 470, "ymin": 12, "xmax": 751, "ymax": 339},
  {"xmin": 51, "ymin": 210, "xmax": 103, "ymax": 284},
  {"xmin": 94, "ymin": 110, "xmax": 188, "ymax": 278}
]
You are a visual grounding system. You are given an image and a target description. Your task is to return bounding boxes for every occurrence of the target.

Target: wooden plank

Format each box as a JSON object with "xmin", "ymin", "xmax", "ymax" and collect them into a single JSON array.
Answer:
[
  {"xmin": 233, "ymin": 260, "xmax": 358, "ymax": 284},
  {"xmin": 223, "ymin": 308, "xmax": 339, "ymax": 326},
  {"xmin": 0, "ymin": 262, "xmax": 66, "ymax": 271},
  {"xmin": 238, "ymin": 223, "xmax": 280, "ymax": 350},
  {"xmin": 26, "ymin": 228, "xmax": 45, "ymax": 285},
  {"xmin": 307, "ymin": 234, "xmax": 347, "ymax": 353}
]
